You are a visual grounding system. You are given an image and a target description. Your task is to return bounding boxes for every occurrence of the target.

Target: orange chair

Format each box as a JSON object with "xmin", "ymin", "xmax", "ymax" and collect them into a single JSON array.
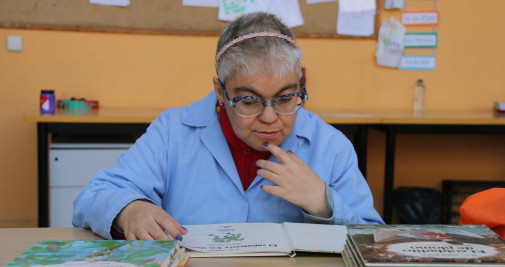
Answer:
[{"xmin": 459, "ymin": 188, "xmax": 505, "ymax": 239}]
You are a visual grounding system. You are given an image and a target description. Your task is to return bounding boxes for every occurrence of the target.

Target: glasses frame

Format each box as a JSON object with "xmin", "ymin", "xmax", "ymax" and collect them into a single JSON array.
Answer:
[{"xmin": 218, "ymin": 78, "xmax": 308, "ymax": 118}]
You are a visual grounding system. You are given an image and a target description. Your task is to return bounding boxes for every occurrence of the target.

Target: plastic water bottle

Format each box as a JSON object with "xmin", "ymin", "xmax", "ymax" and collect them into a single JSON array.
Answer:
[{"xmin": 413, "ymin": 79, "xmax": 425, "ymax": 115}]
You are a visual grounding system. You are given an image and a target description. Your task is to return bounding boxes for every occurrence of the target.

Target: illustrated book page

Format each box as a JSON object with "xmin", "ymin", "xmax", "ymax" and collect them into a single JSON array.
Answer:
[{"xmin": 181, "ymin": 222, "xmax": 291, "ymax": 257}]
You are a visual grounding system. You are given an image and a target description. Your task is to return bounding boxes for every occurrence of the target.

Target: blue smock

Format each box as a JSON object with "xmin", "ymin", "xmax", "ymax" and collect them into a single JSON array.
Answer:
[{"xmin": 73, "ymin": 91, "xmax": 384, "ymax": 239}]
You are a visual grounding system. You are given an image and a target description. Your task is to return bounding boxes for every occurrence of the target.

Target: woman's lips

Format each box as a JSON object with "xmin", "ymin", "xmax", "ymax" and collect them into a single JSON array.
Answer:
[{"xmin": 256, "ymin": 131, "xmax": 279, "ymax": 138}]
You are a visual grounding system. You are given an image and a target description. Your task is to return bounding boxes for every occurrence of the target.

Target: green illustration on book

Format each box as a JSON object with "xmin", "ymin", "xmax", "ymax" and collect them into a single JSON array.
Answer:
[
  {"xmin": 209, "ymin": 233, "xmax": 244, "ymax": 243},
  {"xmin": 7, "ymin": 240, "xmax": 188, "ymax": 267}
]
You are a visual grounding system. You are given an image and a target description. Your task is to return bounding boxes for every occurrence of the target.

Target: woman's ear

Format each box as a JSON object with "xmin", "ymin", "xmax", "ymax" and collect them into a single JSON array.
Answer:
[{"xmin": 213, "ymin": 77, "xmax": 226, "ymax": 103}]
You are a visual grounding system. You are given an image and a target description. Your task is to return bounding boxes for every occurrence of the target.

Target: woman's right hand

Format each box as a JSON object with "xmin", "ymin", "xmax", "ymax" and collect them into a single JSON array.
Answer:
[{"xmin": 116, "ymin": 200, "xmax": 187, "ymax": 240}]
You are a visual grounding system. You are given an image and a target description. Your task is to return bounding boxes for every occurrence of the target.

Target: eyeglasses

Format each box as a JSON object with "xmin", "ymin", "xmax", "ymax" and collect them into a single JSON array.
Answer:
[{"xmin": 219, "ymin": 78, "xmax": 308, "ymax": 118}]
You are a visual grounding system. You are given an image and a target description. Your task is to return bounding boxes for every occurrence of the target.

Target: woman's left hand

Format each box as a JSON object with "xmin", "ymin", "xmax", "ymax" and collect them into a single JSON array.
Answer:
[{"xmin": 256, "ymin": 143, "xmax": 328, "ymax": 218}]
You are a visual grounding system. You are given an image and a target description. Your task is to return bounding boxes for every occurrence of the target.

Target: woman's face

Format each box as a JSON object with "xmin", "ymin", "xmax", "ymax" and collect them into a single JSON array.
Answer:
[{"xmin": 214, "ymin": 67, "xmax": 301, "ymax": 152}]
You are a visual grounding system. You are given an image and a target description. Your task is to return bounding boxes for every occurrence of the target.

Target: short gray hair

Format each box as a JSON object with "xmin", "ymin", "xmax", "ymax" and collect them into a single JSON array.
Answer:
[{"xmin": 215, "ymin": 12, "xmax": 303, "ymax": 83}]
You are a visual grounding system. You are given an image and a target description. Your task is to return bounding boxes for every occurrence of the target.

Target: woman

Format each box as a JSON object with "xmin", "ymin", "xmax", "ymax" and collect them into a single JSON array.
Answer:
[{"xmin": 73, "ymin": 12, "xmax": 384, "ymax": 240}]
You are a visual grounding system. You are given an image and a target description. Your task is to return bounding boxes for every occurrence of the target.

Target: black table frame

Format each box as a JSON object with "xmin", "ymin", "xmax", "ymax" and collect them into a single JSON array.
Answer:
[
  {"xmin": 36, "ymin": 122, "xmax": 371, "ymax": 227},
  {"xmin": 380, "ymin": 124, "xmax": 505, "ymax": 224}
]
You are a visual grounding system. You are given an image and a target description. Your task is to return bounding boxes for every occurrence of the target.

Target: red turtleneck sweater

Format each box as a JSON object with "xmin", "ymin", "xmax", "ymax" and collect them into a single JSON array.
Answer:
[{"xmin": 219, "ymin": 106, "xmax": 270, "ymax": 191}]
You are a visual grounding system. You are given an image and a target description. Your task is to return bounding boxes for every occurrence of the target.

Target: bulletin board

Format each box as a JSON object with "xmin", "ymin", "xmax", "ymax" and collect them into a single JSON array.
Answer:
[{"xmin": 0, "ymin": 0, "xmax": 380, "ymax": 39}]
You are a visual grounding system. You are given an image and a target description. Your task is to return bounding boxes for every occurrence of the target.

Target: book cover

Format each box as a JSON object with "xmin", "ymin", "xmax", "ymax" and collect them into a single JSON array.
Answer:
[
  {"xmin": 6, "ymin": 240, "xmax": 188, "ymax": 267},
  {"xmin": 347, "ymin": 224, "xmax": 505, "ymax": 266},
  {"xmin": 342, "ymin": 248, "xmax": 354, "ymax": 267},
  {"xmin": 343, "ymin": 243, "xmax": 360, "ymax": 267}
]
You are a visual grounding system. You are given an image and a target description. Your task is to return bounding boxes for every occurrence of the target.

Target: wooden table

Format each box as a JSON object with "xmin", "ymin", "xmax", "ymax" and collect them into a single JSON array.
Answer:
[
  {"xmin": 0, "ymin": 227, "xmax": 345, "ymax": 266},
  {"xmin": 24, "ymin": 107, "xmax": 379, "ymax": 227}
]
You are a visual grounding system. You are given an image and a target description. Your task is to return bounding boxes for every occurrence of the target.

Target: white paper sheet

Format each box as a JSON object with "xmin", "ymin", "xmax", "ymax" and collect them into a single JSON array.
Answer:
[
  {"xmin": 218, "ymin": 0, "xmax": 303, "ymax": 28},
  {"xmin": 283, "ymin": 222, "xmax": 347, "ymax": 253},
  {"xmin": 183, "ymin": 0, "xmax": 219, "ymax": 7},
  {"xmin": 270, "ymin": 0, "xmax": 304, "ymax": 28},
  {"xmin": 384, "ymin": 0, "xmax": 404, "ymax": 9},
  {"xmin": 90, "ymin": 0, "xmax": 129, "ymax": 7},
  {"xmin": 337, "ymin": 0, "xmax": 376, "ymax": 36},
  {"xmin": 307, "ymin": 0, "xmax": 336, "ymax": 4},
  {"xmin": 339, "ymin": 0, "xmax": 376, "ymax": 12},
  {"xmin": 337, "ymin": 10, "xmax": 375, "ymax": 36}
]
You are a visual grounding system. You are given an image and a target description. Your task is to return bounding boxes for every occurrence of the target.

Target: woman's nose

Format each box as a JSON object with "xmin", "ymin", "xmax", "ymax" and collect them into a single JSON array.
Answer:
[{"xmin": 257, "ymin": 105, "xmax": 278, "ymax": 123}]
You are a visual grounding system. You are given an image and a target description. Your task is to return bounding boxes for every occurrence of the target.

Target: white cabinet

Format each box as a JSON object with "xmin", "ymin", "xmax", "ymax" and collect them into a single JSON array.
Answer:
[{"xmin": 49, "ymin": 143, "xmax": 132, "ymax": 227}]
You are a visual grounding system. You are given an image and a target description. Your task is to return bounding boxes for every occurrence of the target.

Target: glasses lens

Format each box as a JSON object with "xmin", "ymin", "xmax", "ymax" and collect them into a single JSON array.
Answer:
[
  {"xmin": 275, "ymin": 94, "xmax": 304, "ymax": 115},
  {"xmin": 235, "ymin": 98, "xmax": 263, "ymax": 117},
  {"xmin": 233, "ymin": 94, "xmax": 305, "ymax": 117}
]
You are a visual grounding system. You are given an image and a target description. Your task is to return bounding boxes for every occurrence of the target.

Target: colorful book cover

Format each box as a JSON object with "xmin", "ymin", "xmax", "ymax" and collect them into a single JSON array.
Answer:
[
  {"xmin": 6, "ymin": 240, "xmax": 186, "ymax": 267},
  {"xmin": 347, "ymin": 224, "xmax": 505, "ymax": 266}
]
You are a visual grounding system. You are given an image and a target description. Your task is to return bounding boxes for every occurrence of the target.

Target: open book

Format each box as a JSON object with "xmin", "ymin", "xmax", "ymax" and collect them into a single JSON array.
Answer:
[{"xmin": 180, "ymin": 222, "xmax": 347, "ymax": 257}]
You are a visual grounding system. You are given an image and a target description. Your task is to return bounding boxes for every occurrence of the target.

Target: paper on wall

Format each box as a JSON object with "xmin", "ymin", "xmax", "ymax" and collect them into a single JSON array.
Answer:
[
  {"xmin": 90, "ymin": 0, "xmax": 129, "ymax": 7},
  {"xmin": 183, "ymin": 0, "xmax": 219, "ymax": 7},
  {"xmin": 375, "ymin": 17, "xmax": 406, "ymax": 68},
  {"xmin": 218, "ymin": 0, "xmax": 257, "ymax": 21},
  {"xmin": 337, "ymin": 0, "xmax": 376, "ymax": 36},
  {"xmin": 307, "ymin": 0, "xmax": 336, "ymax": 4},
  {"xmin": 271, "ymin": 0, "xmax": 304, "ymax": 28},
  {"xmin": 337, "ymin": 10, "xmax": 375, "ymax": 36},
  {"xmin": 339, "ymin": 0, "xmax": 376, "ymax": 12},
  {"xmin": 218, "ymin": 0, "xmax": 304, "ymax": 28},
  {"xmin": 384, "ymin": 0, "xmax": 404, "ymax": 9}
]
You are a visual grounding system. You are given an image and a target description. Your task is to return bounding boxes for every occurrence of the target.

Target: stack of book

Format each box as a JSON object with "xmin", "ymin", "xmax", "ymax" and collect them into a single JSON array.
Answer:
[
  {"xmin": 7, "ymin": 240, "xmax": 189, "ymax": 267},
  {"xmin": 342, "ymin": 224, "xmax": 505, "ymax": 267}
]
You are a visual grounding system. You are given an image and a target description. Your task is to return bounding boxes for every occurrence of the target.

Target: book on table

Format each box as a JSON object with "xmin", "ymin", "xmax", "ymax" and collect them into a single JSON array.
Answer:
[
  {"xmin": 343, "ymin": 224, "xmax": 505, "ymax": 267},
  {"xmin": 180, "ymin": 222, "xmax": 347, "ymax": 257},
  {"xmin": 6, "ymin": 239, "xmax": 189, "ymax": 267}
]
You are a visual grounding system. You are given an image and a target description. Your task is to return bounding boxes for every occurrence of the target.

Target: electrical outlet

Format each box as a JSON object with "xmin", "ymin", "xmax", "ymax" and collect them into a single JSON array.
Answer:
[{"xmin": 7, "ymin": 35, "xmax": 23, "ymax": 52}]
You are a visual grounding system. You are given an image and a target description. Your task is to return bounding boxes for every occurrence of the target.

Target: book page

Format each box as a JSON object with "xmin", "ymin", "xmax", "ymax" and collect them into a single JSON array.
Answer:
[
  {"xmin": 282, "ymin": 222, "xmax": 347, "ymax": 253},
  {"xmin": 181, "ymin": 223, "xmax": 291, "ymax": 257}
]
